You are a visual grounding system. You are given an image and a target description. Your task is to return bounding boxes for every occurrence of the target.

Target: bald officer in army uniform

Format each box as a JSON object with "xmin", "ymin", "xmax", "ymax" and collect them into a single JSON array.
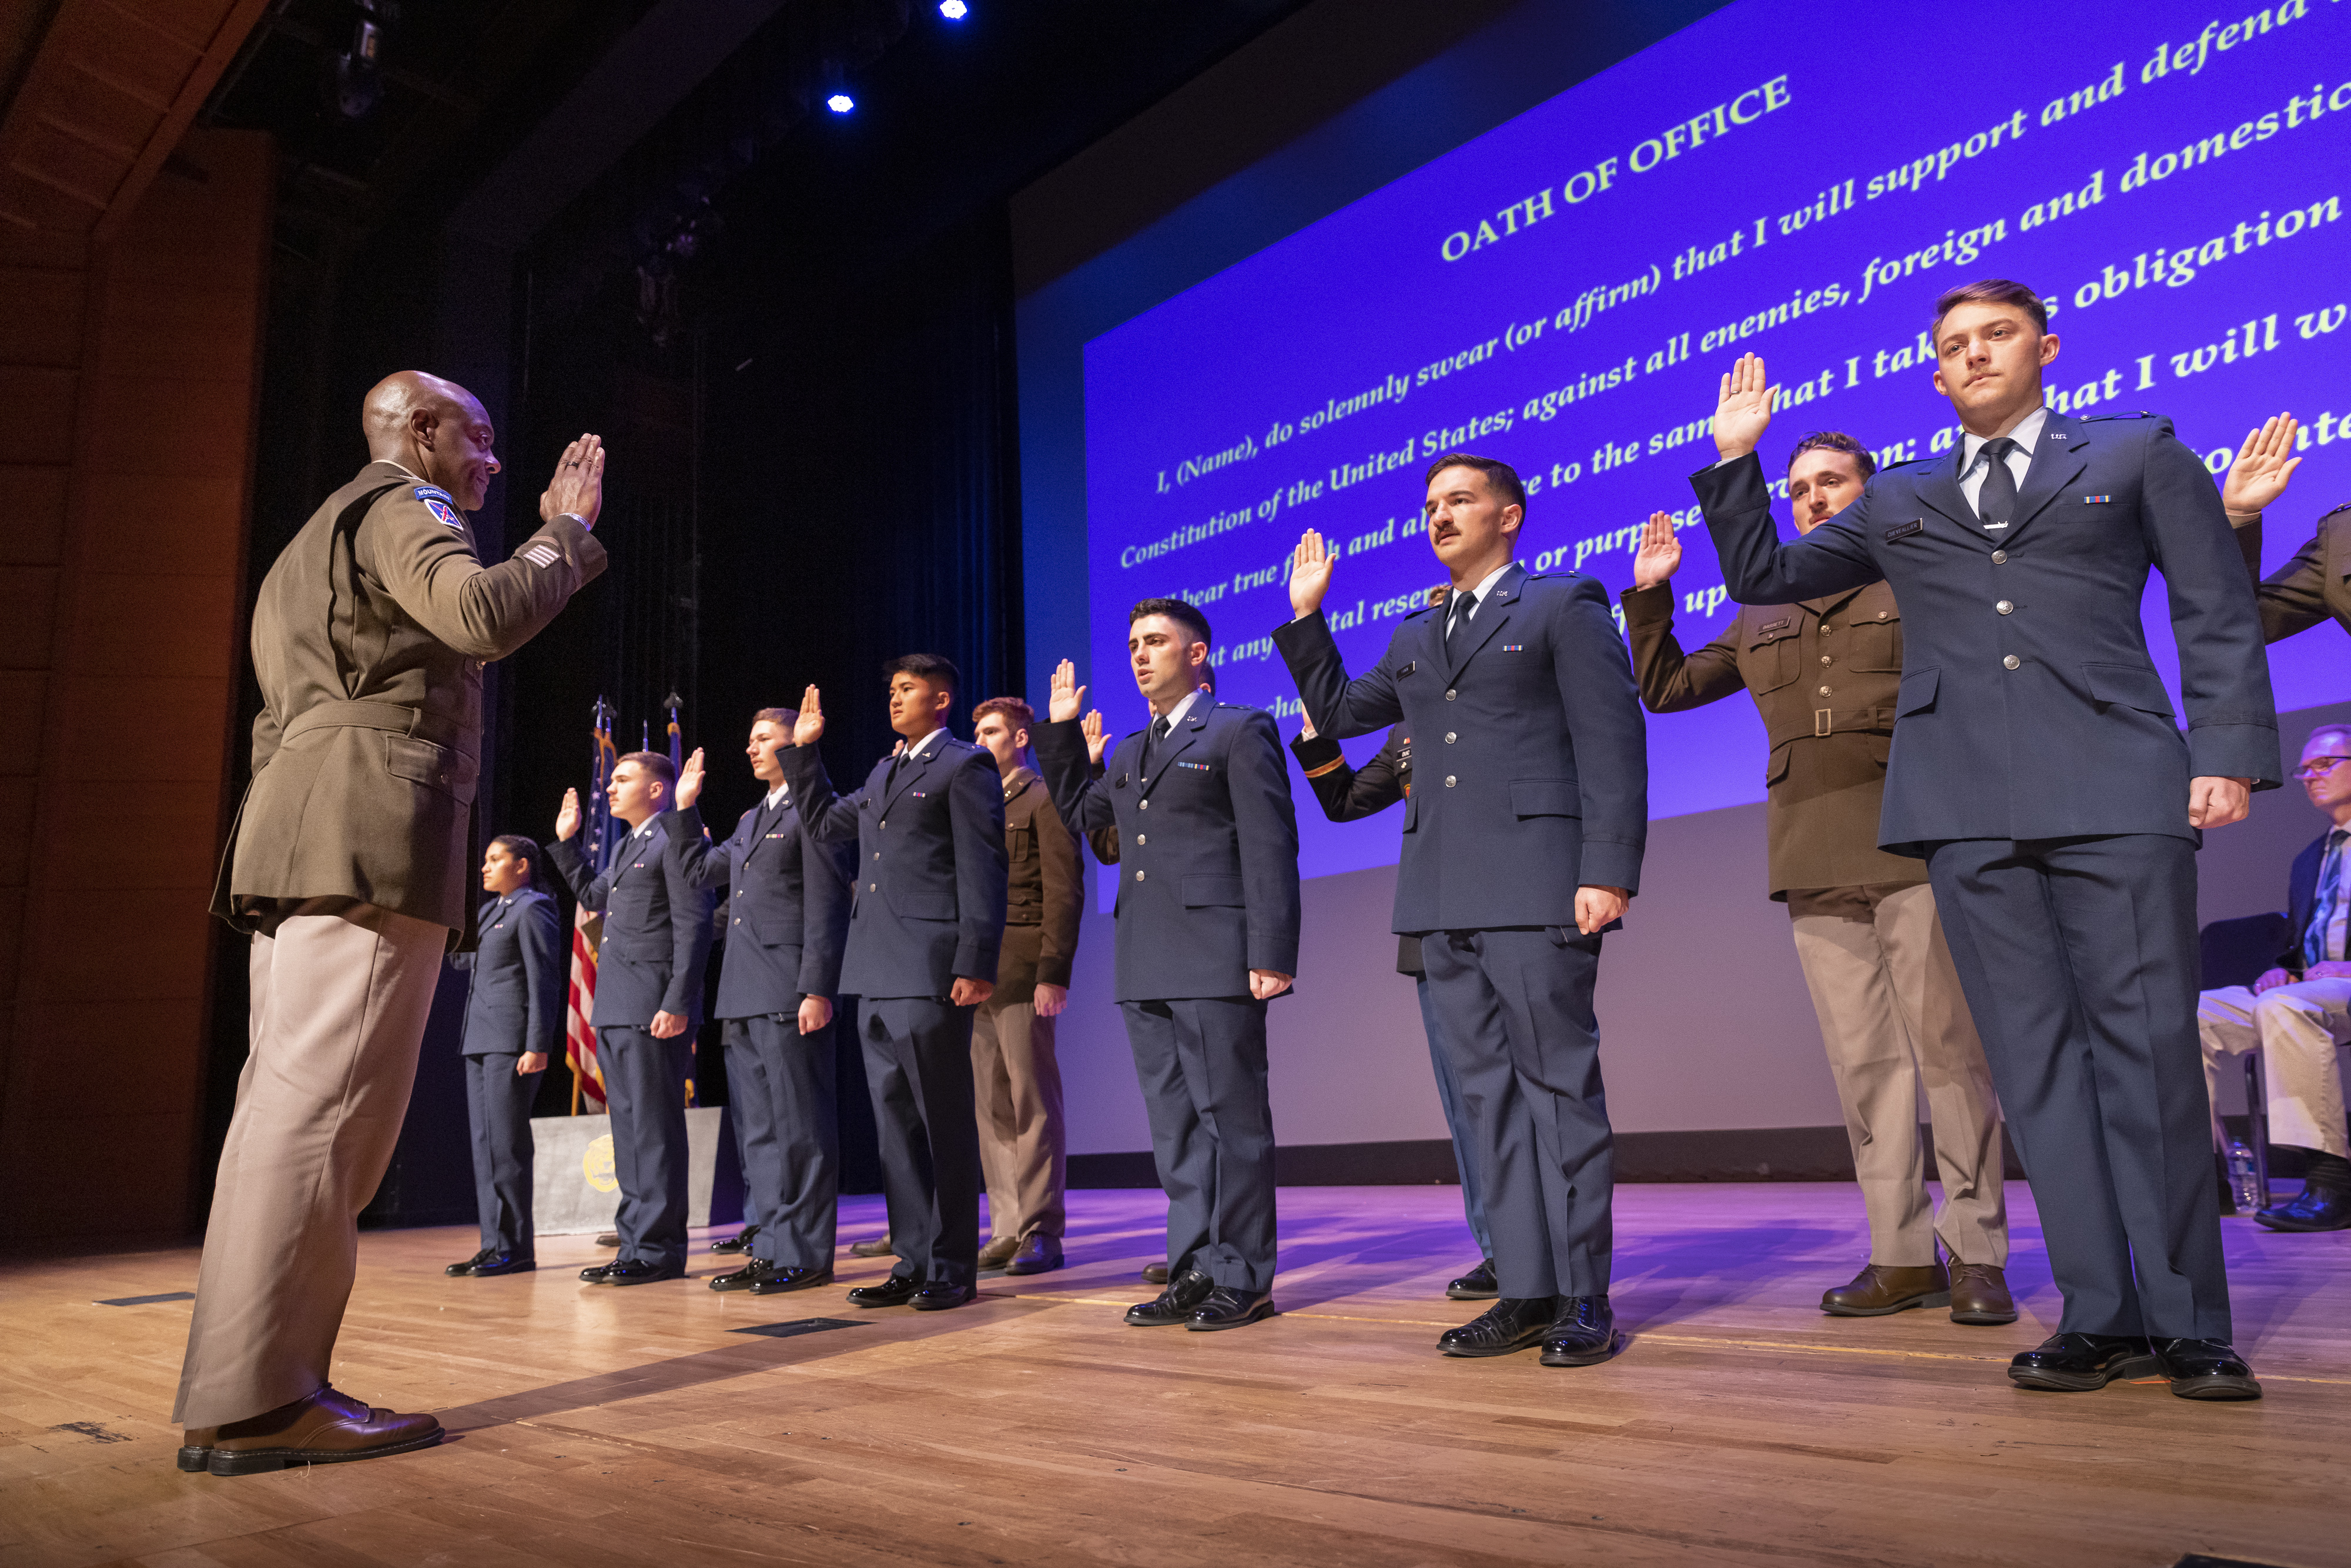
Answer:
[
  {"xmin": 180, "ymin": 373, "xmax": 607, "ymax": 1476},
  {"xmin": 1623, "ymin": 432, "xmax": 2011, "ymax": 1327}
]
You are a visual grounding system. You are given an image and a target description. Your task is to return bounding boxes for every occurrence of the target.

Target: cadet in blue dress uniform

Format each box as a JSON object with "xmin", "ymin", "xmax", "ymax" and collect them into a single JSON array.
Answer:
[
  {"xmin": 443, "ymin": 834, "xmax": 564, "ymax": 1278},
  {"xmin": 1691, "ymin": 280, "xmax": 2279, "ymax": 1400},
  {"xmin": 668, "ymin": 711, "xmax": 856, "ymax": 1294}
]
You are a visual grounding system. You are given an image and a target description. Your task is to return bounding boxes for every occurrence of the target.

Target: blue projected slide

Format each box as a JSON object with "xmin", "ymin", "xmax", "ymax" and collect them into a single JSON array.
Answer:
[{"xmin": 1073, "ymin": 0, "xmax": 2351, "ymax": 884}]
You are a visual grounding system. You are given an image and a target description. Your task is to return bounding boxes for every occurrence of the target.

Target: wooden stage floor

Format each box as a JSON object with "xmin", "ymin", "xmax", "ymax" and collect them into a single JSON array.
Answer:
[{"xmin": 4, "ymin": 1182, "xmax": 2345, "ymax": 1567}]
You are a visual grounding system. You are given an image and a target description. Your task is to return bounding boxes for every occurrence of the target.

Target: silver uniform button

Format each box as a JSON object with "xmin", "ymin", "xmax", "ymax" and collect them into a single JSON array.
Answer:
[
  {"xmin": 1445, "ymin": 775, "xmax": 1457, "ymax": 788},
  {"xmin": 1997, "ymin": 600, "xmax": 2014, "ymax": 615},
  {"xmin": 879, "ymin": 820, "xmax": 886, "ymax": 829},
  {"xmin": 1136, "ymin": 870, "xmax": 1147, "ymax": 881},
  {"xmin": 2003, "ymin": 655, "xmax": 2020, "ymax": 670},
  {"xmin": 869, "ymin": 882, "xmax": 878, "ymax": 891},
  {"xmin": 1139, "ymin": 799, "xmax": 1148, "ymax": 809},
  {"xmin": 1991, "ymin": 550, "xmax": 2008, "ymax": 564},
  {"xmin": 873, "ymin": 851, "xmax": 881, "ymax": 859},
  {"xmin": 1136, "ymin": 833, "xmax": 1147, "ymax": 845},
  {"xmin": 1445, "ymin": 732, "xmax": 1456, "ymax": 743},
  {"xmin": 1445, "ymin": 689, "xmax": 1457, "ymax": 701},
  {"xmin": 734, "ymin": 917, "xmax": 742, "ymax": 926}
]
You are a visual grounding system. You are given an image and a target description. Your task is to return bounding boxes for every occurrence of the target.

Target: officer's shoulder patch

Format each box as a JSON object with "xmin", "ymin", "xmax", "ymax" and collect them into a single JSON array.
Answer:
[
  {"xmin": 412, "ymin": 484, "xmax": 454, "ymax": 504},
  {"xmin": 423, "ymin": 497, "xmax": 464, "ymax": 530}
]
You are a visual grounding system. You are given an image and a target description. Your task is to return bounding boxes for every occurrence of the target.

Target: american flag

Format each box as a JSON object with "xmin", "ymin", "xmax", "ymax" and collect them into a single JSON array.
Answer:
[{"xmin": 565, "ymin": 697, "xmax": 619, "ymax": 1107}]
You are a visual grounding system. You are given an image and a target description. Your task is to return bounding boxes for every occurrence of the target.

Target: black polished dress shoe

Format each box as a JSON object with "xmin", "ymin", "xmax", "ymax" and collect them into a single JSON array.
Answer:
[
  {"xmin": 469, "ymin": 1252, "xmax": 535, "ymax": 1277},
  {"xmin": 2255, "ymin": 1181, "xmax": 2351, "ymax": 1232},
  {"xmin": 2007, "ymin": 1332, "xmax": 2159, "ymax": 1391},
  {"xmin": 1438, "ymin": 1297, "xmax": 1555, "ymax": 1358},
  {"xmin": 2153, "ymin": 1338, "xmax": 2263, "ymax": 1400},
  {"xmin": 848, "ymin": 1274, "xmax": 923, "ymax": 1308},
  {"xmin": 748, "ymin": 1265, "xmax": 835, "ymax": 1295},
  {"xmin": 910, "ymin": 1281, "xmax": 977, "ymax": 1311},
  {"xmin": 711, "ymin": 1224, "xmax": 762, "ymax": 1255},
  {"xmin": 1539, "ymin": 1295, "xmax": 1620, "ymax": 1366},
  {"xmin": 1188, "ymin": 1286, "xmax": 1276, "ymax": 1331},
  {"xmin": 578, "ymin": 1260, "xmax": 618, "ymax": 1282},
  {"xmin": 709, "ymin": 1257, "xmax": 784, "ymax": 1292},
  {"xmin": 1141, "ymin": 1262, "xmax": 1170, "ymax": 1285},
  {"xmin": 1002, "ymin": 1234, "xmax": 1064, "ymax": 1276},
  {"xmin": 598, "ymin": 1258, "xmax": 683, "ymax": 1286},
  {"xmin": 1126, "ymin": 1268, "xmax": 1216, "ymax": 1326},
  {"xmin": 1446, "ymin": 1258, "xmax": 1499, "ymax": 1301},
  {"xmin": 445, "ymin": 1248, "xmax": 494, "ymax": 1277}
]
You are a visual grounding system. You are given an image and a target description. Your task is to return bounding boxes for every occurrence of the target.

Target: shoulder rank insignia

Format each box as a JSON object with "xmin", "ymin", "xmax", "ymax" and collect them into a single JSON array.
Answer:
[
  {"xmin": 2081, "ymin": 411, "xmax": 2156, "ymax": 420},
  {"xmin": 1883, "ymin": 520, "xmax": 1923, "ymax": 542},
  {"xmin": 521, "ymin": 542, "xmax": 559, "ymax": 567}
]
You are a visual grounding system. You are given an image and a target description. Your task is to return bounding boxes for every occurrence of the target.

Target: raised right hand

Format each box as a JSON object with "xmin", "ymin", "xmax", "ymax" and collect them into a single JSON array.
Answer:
[
  {"xmin": 1631, "ymin": 511, "xmax": 1682, "ymax": 589},
  {"xmin": 675, "ymin": 747, "xmax": 705, "ymax": 810},
  {"xmin": 1712, "ymin": 353, "xmax": 1775, "ymax": 462},
  {"xmin": 2221, "ymin": 413, "xmax": 2301, "ymax": 521},
  {"xmin": 1081, "ymin": 708, "xmax": 1107, "ymax": 764},
  {"xmin": 1289, "ymin": 530, "xmax": 1335, "ymax": 618},
  {"xmin": 1049, "ymin": 659, "xmax": 1087, "ymax": 724},
  {"xmin": 539, "ymin": 434, "xmax": 606, "ymax": 528},
  {"xmin": 555, "ymin": 788, "xmax": 581, "ymax": 840},
  {"xmin": 793, "ymin": 685, "xmax": 825, "ymax": 747}
]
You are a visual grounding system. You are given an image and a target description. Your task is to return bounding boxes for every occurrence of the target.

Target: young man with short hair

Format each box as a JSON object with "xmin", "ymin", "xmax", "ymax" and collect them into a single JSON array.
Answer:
[
  {"xmin": 550, "ymin": 751, "xmax": 714, "ymax": 1286},
  {"xmin": 781, "ymin": 656, "xmax": 1008, "ymax": 1311},
  {"xmin": 1692, "ymin": 279, "xmax": 2280, "ymax": 1399},
  {"xmin": 1280, "ymin": 456, "xmax": 1649, "ymax": 1368},
  {"xmin": 669, "ymin": 711, "xmax": 857, "ymax": 1294},
  {"xmin": 1037, "ymin": 599, "xmax": 1301, "ymax": 1330},
  {"xmin": 1627, "ymin": 431, "xmax": 2011, "ymax": 1326},
  {"xmin": 969, "ymin": 697, "xmax": 1084, "ymax": 1276},
  {"xmin": 2197, "ymin": 724, "xmax": 2351, "ymax": 1232}
]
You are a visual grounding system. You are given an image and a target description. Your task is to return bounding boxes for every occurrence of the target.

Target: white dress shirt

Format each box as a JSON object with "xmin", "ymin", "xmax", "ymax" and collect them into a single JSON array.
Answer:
[
  {"xmin": 1446, "ymin": 559, "xmax": 1520, "ymax": 638},
  {"xmin": 763, "ymin": 782, "xmax": 789, "ymax": 812},
  {"xmin": 1957, "ymin": 404, "xmax": 2048, "ymax": 518}
]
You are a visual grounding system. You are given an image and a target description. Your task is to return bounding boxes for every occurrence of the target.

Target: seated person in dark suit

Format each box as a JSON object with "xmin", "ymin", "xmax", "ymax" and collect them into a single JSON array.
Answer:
[
  {"xmin": 443, "ymin": 834, "xmax": 564, "ymax": 1278},
  {"xmin": 548, "ymin": 752, "xmax": 715, "ymax": 1285},
  {"xmin": 1290, "ymin": 713, "xmax": 1497, "ymax": 1302},
  {"xmin": 2197, "ymin": 723, "xmax": 2351, "ymax": 1232}
]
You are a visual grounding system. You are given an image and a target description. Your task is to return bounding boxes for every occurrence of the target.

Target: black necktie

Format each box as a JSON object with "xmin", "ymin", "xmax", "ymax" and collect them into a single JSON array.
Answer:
[
  {"xmin": 1447, "ymin": 589, "xmax": 1477, "ymax": 651},
  {"xmin": 1975, "ymin": 436, "xmax": 2021, "ymax": 535},
  {"xmin": 1144, "ymin": 715, "xmax": 1171, "ymax": 777}
]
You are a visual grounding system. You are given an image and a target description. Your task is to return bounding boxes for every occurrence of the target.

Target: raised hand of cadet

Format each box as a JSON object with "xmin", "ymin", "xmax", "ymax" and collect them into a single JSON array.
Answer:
[
  {"xmin": 675, "ymin": 748, "xmax": 705, "ymax": 810},
  {"xmin": 2221, "ymin": 414, "xmax": 2301, "ymax": 522},
  {"xmin": 1081, "ymin": 708, "xmax": 1107, "ymax": 765},
  {"xmin": 1289, "ymin": 530, "xmax": 1336, "ymax": 618},
  {"xmin": 540, "ymin": 433, "xmax": 606, "ymax": 529},
  {"xmin": 1712, "ymin": 353, "xmax": 1776, "ymax": 463},
  {"xmin": 555, "ymin": 788, "xmax": 581, "ymax": 840},
  {"xmin": 793, "ymin": 685, "xmax": 825, "ymax": 747},
  {"xmin": 1631, "ymin": 511, "xmax": 1682, "ymax": 589},
  {"xmin": 1049, "ymin": 659, "xmax": 1086, "ymax": 724}
]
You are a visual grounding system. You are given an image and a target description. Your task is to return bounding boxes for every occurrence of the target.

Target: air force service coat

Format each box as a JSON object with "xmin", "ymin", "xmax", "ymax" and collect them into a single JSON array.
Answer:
[
  {"xmin": 1693, "ymin": 411, "xmax": 2281, "ymax": 856},
  {"xmin": 216, "ymin": 461, "xmax": 606, "ymax": 945},
  {"xmin": 1034, "ymin": 702, "xmax": 1300, "ymax": 1002},
  {"xmin": 670, "ymin": 797, "xmax": 855, "ymax": 1018},
  {"xmin": 450, "ymin": 889, "xmax": 564, "ymax": 1056},
  {"xmin": 1272, "ymin": 564, "xmax": 1649, "ymax": 932},
  {"xmin": 547, "ymin": 821, "xmax": 714, "ymax": 1030},
  {"xmin": 779, "ymin": 736, "xmax": 1008, "ymax": 1000}
]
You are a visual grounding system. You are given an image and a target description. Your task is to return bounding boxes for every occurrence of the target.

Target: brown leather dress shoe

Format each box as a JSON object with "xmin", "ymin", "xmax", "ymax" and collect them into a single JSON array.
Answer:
[
  {"xmin": 206, "ymin": 1387, "xmax": 442, "ymax": 1476},
  {"xmin": 1820, "ymin": 1261, "xmax": 1950, "ymax": 1316},
  {"xmin": 976, "ymin": 1236, "xmax": 1020, "ymax": 1271},
  {"xmin": 849, "ymin": 1234, "xmax": 896, "ymax": 1259},
  {"xmin": 1947, "ymin": 1262, "xmax": 2018, "ymax": 1325}
]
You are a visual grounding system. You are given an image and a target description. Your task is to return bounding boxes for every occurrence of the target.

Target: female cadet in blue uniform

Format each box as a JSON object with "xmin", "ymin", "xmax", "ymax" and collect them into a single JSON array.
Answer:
[{"xmin": 444, "ymin": 833, "xmax": 565, "ymax": 1277}]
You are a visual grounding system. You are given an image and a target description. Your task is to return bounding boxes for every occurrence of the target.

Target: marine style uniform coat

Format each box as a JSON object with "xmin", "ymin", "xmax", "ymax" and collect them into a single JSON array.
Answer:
[
  {"xmin": 995, "ymin": 765, "xmax": 1084, "ymax": 1005},
  {"xmin": 1272, "ymin": 564, "xmax": 1648, "ymax": 932},
  {"xmin": 2249, "ymin": 501, "xmax": 2351, "ymax": 643},
  {"xmin": 1694, "ymin": 411, "xmax": 2280, "ymax": 855},
  {"xmin": 548, "ymin": 820, "xmax": 714, "ymax": 1031},
  {"xmin": 451, "ymin": 888, "xmax": 564, "ymax": 1055},
  {"xmin": 1034, "ymin": 702, "xmax": 1300, "ymax": 1001},
  {"xmin": 672, "ymin": 796, "xmax": 855, "ymax": 1020},
  {"xmin": 1622, "ymin": 579, "xmax": 1924, "ymax": 897},
  {"xmin": 214, "ymin": 460, "xmax": 606, "ymax": 946}
]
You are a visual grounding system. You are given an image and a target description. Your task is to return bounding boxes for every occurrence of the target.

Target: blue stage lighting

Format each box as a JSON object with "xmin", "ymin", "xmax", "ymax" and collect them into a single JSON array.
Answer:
[
  {"xmin": 939, "ymin": 1, "xmax": 968, "ymax": 16},
  {"xmin": 826, "ymin": 92, "xmax": 854, "ymax": 113}
]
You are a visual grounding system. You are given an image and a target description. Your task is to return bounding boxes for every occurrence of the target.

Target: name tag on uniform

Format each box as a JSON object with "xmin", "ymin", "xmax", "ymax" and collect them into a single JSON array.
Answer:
[
  {"xmin": 1883, "ymin": 520, "xmax": 1923, "ymax": 542},
  {"xmin": 2084, "ymin": 494, "xmax": 2112, "ymax": 504},
  {"xmin": 1760, "ymin": 616, "xmax": 1792, "ymax": 633},
  {"xmin": 1398, "ymin": 661, "xmax": 1418, "ymax": 678},
  {"xmin": 1116, "ymin": 773, "xmax": 1131, "ymax": 788}
]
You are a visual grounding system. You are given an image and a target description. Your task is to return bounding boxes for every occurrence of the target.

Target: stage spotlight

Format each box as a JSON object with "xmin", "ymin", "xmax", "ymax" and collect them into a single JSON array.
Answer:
[
  {"xmin": 939, "ymin": 1, "xmax": 968, "ymax": 18},
  {"xmin": 826, "ymin": 92, "xmax": 854, "ymax": 113}
]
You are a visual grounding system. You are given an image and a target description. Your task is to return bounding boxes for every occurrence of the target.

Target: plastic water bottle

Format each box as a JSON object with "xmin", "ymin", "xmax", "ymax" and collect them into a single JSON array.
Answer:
[{"xmin": 2226, "ymin": 1138, "xmax": 2262, "ymax": 1212}]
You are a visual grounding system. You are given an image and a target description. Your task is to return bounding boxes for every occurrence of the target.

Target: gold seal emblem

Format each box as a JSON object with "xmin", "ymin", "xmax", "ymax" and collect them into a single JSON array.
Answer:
[{"xmin": 582, "ymin": 1133, "xmax": 619, "ymax": 1193}]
